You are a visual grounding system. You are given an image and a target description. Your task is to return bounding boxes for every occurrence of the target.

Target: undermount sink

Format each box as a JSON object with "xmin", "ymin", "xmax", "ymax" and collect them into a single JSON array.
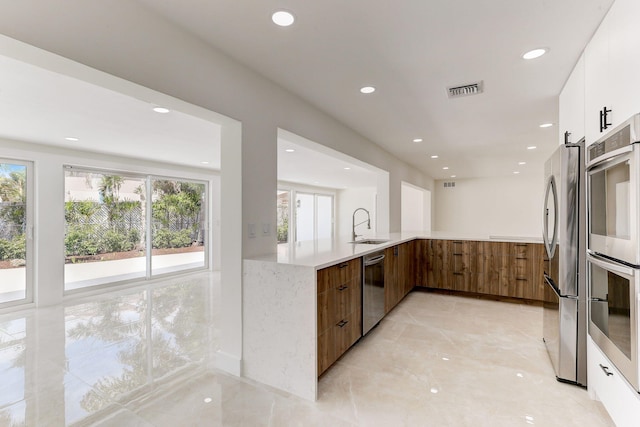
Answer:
[{"xmin": 349, "ymin": 239, "xmax": 390, "ymax": 245}]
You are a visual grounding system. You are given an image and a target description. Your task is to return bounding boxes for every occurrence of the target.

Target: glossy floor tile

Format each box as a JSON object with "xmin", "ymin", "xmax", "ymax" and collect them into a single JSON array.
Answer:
[{"xmin": 0, "ymin": 277, "xmax": 613, "ymax": 426}]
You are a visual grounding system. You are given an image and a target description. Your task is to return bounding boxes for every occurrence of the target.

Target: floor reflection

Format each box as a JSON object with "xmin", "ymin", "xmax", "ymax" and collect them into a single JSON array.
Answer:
[
  {"xmin": 0, "ymin": 272, "xmax": 218, "ymax": 427},
  {"xmin": 0, "ymin": 275, "xmax": 614, "ymax": 427}
]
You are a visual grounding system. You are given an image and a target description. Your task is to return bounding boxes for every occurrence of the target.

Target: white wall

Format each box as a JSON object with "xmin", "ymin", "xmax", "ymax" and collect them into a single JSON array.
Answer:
[
  {"xmin": 401, "ymin": 181, "xmax": 431, "ymax": 232},
  {"xmin": 337, "ymin": 188, "xmax": 377, "ymax": 239},
  {"xmin": 434, "ymin": 172, "xmax": 543, "ymax": 238}
]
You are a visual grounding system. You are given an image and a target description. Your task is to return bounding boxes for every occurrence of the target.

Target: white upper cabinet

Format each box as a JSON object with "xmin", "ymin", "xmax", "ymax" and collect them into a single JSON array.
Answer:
[
  {"xmin": 608, "ymin": 0, "xmax": 640, "ymax": 130},
  {"xmin": 559, "ymin": 54, "xmax": 585, "ymax": 145},
  {"xmin": 584, "ymin": 0, "xmax": 640, "ymax": 145},
  {"xmin": 584, "ymin": 16, "xmax": 610, "ymax": 145}
]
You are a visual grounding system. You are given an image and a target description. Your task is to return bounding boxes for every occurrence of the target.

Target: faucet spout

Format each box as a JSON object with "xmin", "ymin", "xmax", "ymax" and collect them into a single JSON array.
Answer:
[{"xmin": 352, "ymin": 208, "xmax": 371, "ymax": 241}]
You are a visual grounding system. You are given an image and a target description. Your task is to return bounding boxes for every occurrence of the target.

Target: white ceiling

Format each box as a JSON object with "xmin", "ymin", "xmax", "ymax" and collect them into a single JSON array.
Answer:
[
  {"xmin": 0, "ymin": 54, "xmax": 222, "ymax": 170},
  {"xmin": 0, "ymin": 0, "xmax": 614, "ymax": 186},
  {"xmin": 278, "ymin": 133, "xmax": 382, "ymax": 189},
  {"xmin": 134, "ymin": 0, "xmax": 613, "ymax": 180}
]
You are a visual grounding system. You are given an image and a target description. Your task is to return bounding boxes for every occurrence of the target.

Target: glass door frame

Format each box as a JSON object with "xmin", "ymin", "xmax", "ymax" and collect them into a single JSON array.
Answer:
[
  {"xmin": 63, "ymin": 166, "xmax": 210, "ymax": 294},
  {"xmin": 0, "ymin": 158, "xmax": 34, "ymax": 308},
  {"xmin": 277, "ymin": 186, "xmax": 336, "ymax": 244}
]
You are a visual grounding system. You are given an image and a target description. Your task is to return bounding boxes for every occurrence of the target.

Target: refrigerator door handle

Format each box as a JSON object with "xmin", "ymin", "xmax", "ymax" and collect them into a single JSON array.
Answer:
[{"xmin": 542, "ymin": 175, "xmax": 559, "ymax": 259}]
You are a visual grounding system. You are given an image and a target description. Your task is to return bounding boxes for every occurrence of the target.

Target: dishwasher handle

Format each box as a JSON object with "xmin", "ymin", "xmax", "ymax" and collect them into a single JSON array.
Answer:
[{"xmin": 364, "ymin": 254, "xmax": 385, "ymax": 266}]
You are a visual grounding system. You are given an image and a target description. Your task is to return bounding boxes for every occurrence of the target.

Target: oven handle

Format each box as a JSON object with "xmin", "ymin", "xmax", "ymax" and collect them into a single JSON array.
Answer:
[
  {"xmin": 586, "ymin": 145, "xmax": 633, "ymax": 171},
  {"xmin": 587, "ymin": 253, "xmax": 636, "ymax": 277}
]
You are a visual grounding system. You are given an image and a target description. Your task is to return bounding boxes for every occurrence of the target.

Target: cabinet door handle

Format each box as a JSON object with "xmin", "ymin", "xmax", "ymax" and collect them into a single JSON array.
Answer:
[
  {"xmin": 453, "ymin": 272, "xmax": 463, "ymax": 276},
  {"xmin": 599, "ymin": 364, "xmax": 614, "ymax": 376},
  {"xmin": 516, "ymin": 277, "xmax": 527, "ymax": 281},
  {"xmin": 337, "ymin": 285, "xmax": 348, "ymax": 291},
  {"xmin": 337, "ymin": 320, "xmax": 349, "ymax": 328},
  {"xmin": 339, "ymin": 262, "xmax": 349, "ymax": 268},
  {"xmin": 600, "ymin": 107, "xmax": 611, "ymax": 132}
]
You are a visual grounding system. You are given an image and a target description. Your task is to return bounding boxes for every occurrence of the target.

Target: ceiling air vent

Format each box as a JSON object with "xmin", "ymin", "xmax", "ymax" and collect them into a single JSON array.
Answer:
[
  {"xmin": 447, "ymin": 81, "xmax": 483, "ymax": 99},
  {"xmin": 443, "ymin": 182, "xmax": 456, "ymax": 188}
]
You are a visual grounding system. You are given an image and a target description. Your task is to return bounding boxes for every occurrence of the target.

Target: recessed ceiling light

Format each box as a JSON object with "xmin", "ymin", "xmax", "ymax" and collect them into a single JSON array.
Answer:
[
  {"xmin": 65, "ymin": 137, "xmax": 79, "ymax": 142},
  {"xmin": 344, "ymin": 167, "xmax": 351, "ymax": 170},
  {"xmin": 203, "ymin": 397, "xmax": 213, "ymax": 403},
  {"xmin": 443, "ymin": 166, "xmax": 449, "ymax": 170},
  {"xmin": 413, "ymin": 138, "xmax": 423, "ymax": 143},
  {"xmin": 518, "ymin": 161, "xmax": 526, "ymax": 165},
  {"xmin": 539, "ymin": 123, "xmax": 553, "ymax": 128},
  {"xmin": 200, "ymin": 161, "xmax": 210, "ymax": 165},
  {"xmin": 285, "ymin": 149, "xmax": 295, "ymax": 152},
  {"xmin": 450, "ymin": 175, "xmax": 456, "ymax": 178},
  {"xmin": 360, "ymin": 86, "xmax": 376, "ymax": 94},
  {"xmin": 514, "ymin": 171, "xmax": 520, "ymax": 174},
  {"xmin": 430, "ymin": 388, "xmax": 439, "ymax": 394},
  {"xmin": 153, "ymin": 106, "xmax": 170, "ymax": 114},
  {"xmin": 272, "ymin": 10, "xmax": 295, "ymax": 27},
  {"xmin": 527, "ymin": 146, "xmax": 537, "ymax": 150},
  {"xmin": 430, "ymin": 155, "xmax": 439, "ymax": 159},
  {"xmin": 522, "ymin": 48, "xmax": 547, "ymax": 60}
]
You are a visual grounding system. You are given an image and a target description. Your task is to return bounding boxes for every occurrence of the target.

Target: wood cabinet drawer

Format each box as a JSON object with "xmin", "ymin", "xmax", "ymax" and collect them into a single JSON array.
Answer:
[
  {"xmin": 317, "ymin": 258, "xmax": 361, "ymax": 294},
  {"xmin": 318, "ymin": 308, "xmax": 362, "ymax": 376},
  {"xmin": 335, "ymin": 278, "xmax": 361, "ymax": 320},
  {"xmin": 333, "ymin": 308, "xmax": 362, "ymax": 359}
]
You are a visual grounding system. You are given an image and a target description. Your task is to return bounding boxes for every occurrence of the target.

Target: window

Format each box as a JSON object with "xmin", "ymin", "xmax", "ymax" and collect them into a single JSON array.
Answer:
[
  {"xmin": 0, "ymin": 160, "xmax": 33, "ymax": 307},
  {"xmin": 276, "ymin": 190, "xmax": 290, "ymax": 244},
  {"xmin": 64, "ymin": 168, "xmax": 208, "ymax": 291}
]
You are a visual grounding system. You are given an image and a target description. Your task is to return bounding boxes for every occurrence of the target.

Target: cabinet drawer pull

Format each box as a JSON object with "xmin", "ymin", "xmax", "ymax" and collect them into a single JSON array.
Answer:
[
  {"xmin": 515, "ymin": 257, "xmax": 528, "ymax": 260},
  {"xmin": 337, "ymin": 285, "xmax": 349, "ymax": 291},
  {"xmin": 339, "ymin": 262, "xmax": 349, "ymax": 268},
  {"xmin": 599, "ymin": 364, "xmax": 614, "ymax": 376},
  {"xmin": 515, "ymin": 278, "xmax": 527, "ymax": 281},
  {"xmin": 337, "ymin": 320, "xmax": 349, "ymax": 328},
  {"xmin": 453, "ymin": 272, "xmax": 463, "ymax": 276},
  {"xmin": 514, "ymin": 244, "xmax": 528, "ymax": 247}
]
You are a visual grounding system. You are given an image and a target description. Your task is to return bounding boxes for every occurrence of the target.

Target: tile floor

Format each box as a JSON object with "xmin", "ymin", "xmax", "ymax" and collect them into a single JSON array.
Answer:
[{"xmin": 0, "ymin": 273, "xmax": 614, "ymax": 426}]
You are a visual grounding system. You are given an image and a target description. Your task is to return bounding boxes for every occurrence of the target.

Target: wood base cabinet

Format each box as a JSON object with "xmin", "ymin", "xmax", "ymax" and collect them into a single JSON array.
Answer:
[
  {"xmin": 417, "ymin": 239, "xmax": 547, "ymax": 302},
  {"xmin": 384, "ymin": 241, "xmax": 416, "ymax": 314},
  {"xmin": 317, "ymin": 258, "xmax": 362, "ymax": 376}
]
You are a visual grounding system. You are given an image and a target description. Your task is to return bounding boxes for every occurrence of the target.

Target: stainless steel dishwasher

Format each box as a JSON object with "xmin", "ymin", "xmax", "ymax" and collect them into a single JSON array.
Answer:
[{"xmin": 363, "ymin": 250, "xmax": 385, "ymax": 335}]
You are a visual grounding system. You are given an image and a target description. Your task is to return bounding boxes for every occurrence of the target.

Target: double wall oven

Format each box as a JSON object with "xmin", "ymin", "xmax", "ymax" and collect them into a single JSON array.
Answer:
[{"xmin": 587, "ymin": 113, "xmax": 640, "ymax": 392}]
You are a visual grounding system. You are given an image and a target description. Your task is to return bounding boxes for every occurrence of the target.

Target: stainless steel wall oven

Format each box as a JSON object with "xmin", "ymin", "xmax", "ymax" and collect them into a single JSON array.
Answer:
[
  {"xmin": 587, "ymin": 253, "xmax": 639, "ymax": 391},
  {"xmin": 587, "ymin": 113, "xmax": 640, "ymax": 393}
]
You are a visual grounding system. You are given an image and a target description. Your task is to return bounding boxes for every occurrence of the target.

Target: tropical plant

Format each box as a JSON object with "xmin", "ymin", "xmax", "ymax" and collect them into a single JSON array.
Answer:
[{"xmin": 0, "ymin": 166, "xmax": 26, "ymax": 235}]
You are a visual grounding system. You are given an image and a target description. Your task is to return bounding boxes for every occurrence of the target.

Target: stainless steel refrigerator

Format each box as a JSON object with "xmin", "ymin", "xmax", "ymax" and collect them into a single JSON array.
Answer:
[{"xmin": 542, "ymin": 139, "xmax": 587, "ymax": 386}]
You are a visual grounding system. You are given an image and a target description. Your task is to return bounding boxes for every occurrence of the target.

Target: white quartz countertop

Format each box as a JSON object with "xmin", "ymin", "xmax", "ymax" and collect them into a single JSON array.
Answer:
[{"xmin": 247, "ymin": 231, "xmax": 543, "ymax": 270}]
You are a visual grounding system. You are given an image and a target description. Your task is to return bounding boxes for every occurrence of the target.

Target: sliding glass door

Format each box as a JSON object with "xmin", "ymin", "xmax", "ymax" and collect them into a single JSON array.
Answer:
[
  {"xmin": 0, "ymin": 160, "xmax": 33, "ymax": 306},
  {"xmin": 151, "ymin": 178, "xmax": 206, "ymax": 275},
  {"xmin": 294, "ymin": 191, "xmax": 334, "ymax": 242},
  {"xmin": 64, "ymin": 168, "xmax": 208, "ymax": 292}
]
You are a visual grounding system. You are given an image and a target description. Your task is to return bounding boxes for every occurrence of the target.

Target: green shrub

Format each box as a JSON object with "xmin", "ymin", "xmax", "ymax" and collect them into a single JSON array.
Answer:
[
  {"xmin": 65, "ymin": 225, "xmax": 99, "ymax": 256},
  {"xmin": 0, "ymin": 235, "xmax": 26, "ymax": 260},
  {"xmin": 100, "ymin": 230, "xmax": 134, "ymax": 253},
  {"xmin": 152, "ymin": 228, "xmax": 193, "ymax": 249}
]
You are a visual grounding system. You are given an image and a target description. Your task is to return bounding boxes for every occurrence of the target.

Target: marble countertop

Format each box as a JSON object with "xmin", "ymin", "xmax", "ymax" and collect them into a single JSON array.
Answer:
[{"xmin": 247, "ymin": 231, "xmax": 543, "ymax": 270}]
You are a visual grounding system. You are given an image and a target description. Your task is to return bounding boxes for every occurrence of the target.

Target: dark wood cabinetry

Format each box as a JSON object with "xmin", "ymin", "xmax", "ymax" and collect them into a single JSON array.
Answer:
[
  {"xmin": 384, "ymin": 241, "xmax": 415, "ymax": 314},
  {"xmin": 317, "ymin": 258, "xmax": 362, "ymax": 376},
  {"xmin": 417, "ymin": 239, "xmax": 547, "ymax": 302}
]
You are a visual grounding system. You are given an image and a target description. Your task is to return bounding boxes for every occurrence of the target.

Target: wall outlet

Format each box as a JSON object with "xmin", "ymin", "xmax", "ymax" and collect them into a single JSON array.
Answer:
[
  {"xmin": 248, "ymin": 223, "xmax": 256, "ymax": 238},
  {"xmin": 262, "ymin": 223, "xmax": 270, "ymax": 236}
]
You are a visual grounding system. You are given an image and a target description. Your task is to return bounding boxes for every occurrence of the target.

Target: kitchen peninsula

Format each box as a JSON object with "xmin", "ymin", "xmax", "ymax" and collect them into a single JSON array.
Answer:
[{"xmin": 243, "ymin": 232, "xmax": 545, "ymax": 401}]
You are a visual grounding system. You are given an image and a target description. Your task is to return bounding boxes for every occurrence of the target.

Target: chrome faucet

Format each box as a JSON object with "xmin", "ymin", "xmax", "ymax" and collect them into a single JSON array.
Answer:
[{"xmin": 352, "ymin": 208, "xmax": 371, "ymax": 241}]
